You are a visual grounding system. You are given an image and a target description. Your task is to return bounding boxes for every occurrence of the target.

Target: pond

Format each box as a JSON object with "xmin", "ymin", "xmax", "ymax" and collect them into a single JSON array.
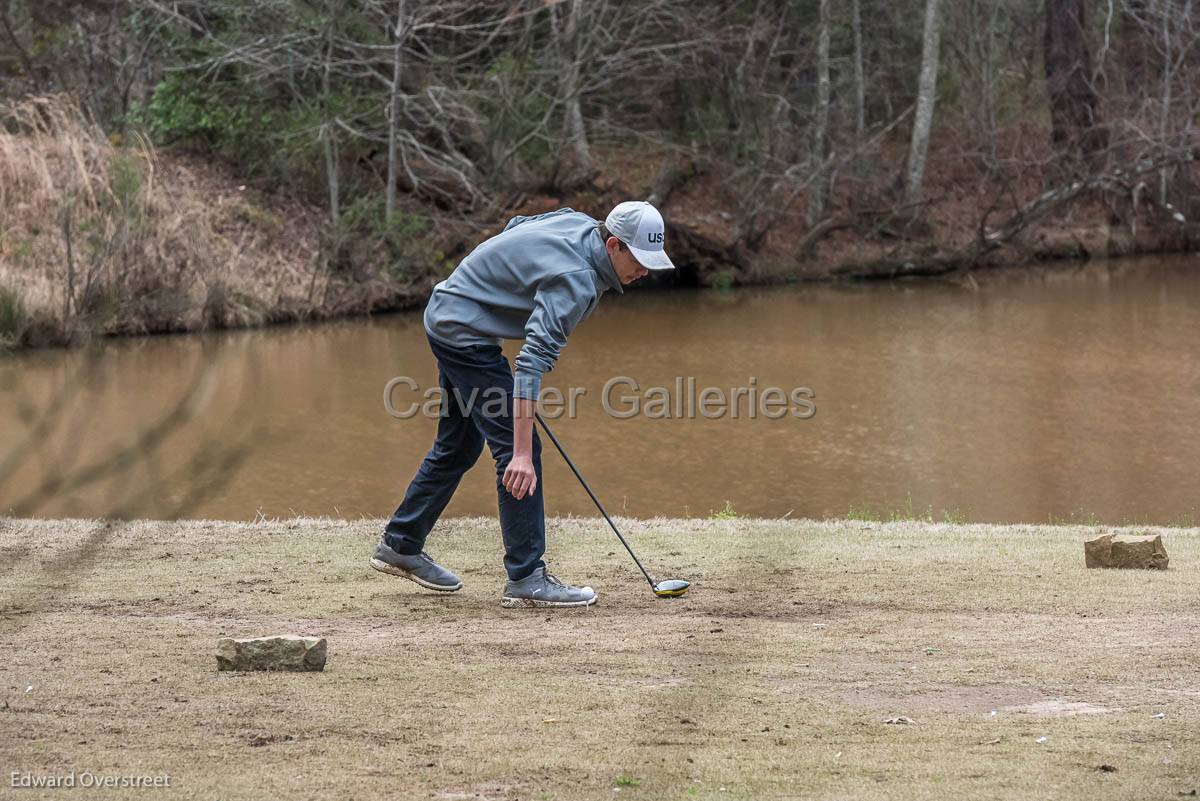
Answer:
[{"xmin": 3, "ymin": 255, "xmax": 1198, "ymax": 525}]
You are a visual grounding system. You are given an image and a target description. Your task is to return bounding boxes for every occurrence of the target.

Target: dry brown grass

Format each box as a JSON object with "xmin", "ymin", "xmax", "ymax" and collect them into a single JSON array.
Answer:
[
  {"xmin": 1, "ymin": 516, "xmax": 1197, "ymax": 800},
  {"xmin": 0, "ymin": 95, "xmax": 323, "ymax": 346}
]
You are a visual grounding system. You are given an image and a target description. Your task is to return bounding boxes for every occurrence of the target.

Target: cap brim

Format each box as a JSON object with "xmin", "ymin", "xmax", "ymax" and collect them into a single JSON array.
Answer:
[{"xmin": 629, "ymin": 245, "xmax": 675, "ymax": 271}]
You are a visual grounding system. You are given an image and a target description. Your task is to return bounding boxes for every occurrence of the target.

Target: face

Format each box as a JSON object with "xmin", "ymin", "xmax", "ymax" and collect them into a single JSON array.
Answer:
[{"xmin": 606, "ymin": 237, "xmax": 649, "ymax": 285}]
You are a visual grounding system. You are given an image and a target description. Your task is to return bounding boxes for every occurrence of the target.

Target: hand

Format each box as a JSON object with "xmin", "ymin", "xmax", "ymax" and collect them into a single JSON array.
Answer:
[{"xmin": 503, "ymin": 455, "xmax": 538, "ymax": 500}]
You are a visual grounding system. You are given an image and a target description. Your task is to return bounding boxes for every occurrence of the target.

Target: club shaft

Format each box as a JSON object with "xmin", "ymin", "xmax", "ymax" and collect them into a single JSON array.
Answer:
[{"xmin": 534, "ymin": 414, "xmax": 657, "ymax": 589}]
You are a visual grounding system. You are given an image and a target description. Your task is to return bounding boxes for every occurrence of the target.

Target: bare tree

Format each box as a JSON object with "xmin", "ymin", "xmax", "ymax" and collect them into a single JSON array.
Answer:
[
  {"xmin": 1120, "ymin": 0, "xmax": 1153, "ymax": 93},
  {"xmin": 808, "ymin": 0, "xmax": 832, "ymax": 225},
  {"xmin": 1044, "ymin": 0, "xmax": 1107, "ymax": 170},
  {"xmin": 385, "ymin": 0, "xmax": 406, "ymax": 222},
  {"xmin": 6, "ymin": 0, "xmax": 1195, "ymax": 296},
  {"xmin": 555, "ymin": 0, "xmax": 592, "ymax": 179},
  {"xmin": 320, "ymin": 1, "xmax": 341, "ymax": 228},
  {"xmin": 962, "ymin": 0, "xmax": 1003, "ymax": 162},
  {"xmin": 851, "ymin": 0, "xmax": 865, "ymax": 140},
  {"xmin": 1156, "ymin": 1, "xmax": 1174, "ymax": 203},
  {"xmin": 0, "ymin": 2, "xmax": 43, "ymax": 93},
  {"xmin": 905, "ymin": 0, "xmax": 943, "ymax": 206}
]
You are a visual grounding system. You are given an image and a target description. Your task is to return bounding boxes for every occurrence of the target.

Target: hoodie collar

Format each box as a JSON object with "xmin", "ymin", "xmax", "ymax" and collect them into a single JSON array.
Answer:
[{"xmin": 589, "ymin": 227, "xmax": 624, "ymax": 295}]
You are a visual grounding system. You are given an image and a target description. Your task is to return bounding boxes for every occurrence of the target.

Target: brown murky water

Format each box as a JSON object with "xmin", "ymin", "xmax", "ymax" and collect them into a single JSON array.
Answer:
[{"xmin": 3, "ymin": 256, "xmax": 1199, "ymax": 524}]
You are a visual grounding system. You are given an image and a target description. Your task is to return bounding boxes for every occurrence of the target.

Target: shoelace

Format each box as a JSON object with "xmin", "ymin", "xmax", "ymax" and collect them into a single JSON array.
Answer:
[{"xmin": 543, "ymin": 570, "xmax": 568, "ymax": 589}]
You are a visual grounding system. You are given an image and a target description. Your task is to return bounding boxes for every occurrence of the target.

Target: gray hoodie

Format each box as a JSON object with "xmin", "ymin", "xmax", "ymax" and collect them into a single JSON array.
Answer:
[{"xmin": 424, "ymin": 208, "xmax": 623, "ymax": 400}]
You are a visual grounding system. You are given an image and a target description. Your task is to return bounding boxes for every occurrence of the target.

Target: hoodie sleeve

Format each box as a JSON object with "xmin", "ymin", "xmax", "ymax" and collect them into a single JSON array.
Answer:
[{"xmin": 513, "ymin": 271, "xmax": 598, "ymax": 400}]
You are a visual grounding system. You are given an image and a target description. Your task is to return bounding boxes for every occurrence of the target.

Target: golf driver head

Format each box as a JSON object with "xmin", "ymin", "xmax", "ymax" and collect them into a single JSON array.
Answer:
[{"xmin": 653, "ymin": 579, "xmax": 690, "ymax": 598}]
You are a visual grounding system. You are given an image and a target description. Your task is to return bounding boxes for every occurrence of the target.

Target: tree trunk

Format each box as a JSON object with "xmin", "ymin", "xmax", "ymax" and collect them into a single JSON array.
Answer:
[
  {"xmin": 567, "ymin": 97, "xmax": 590, "ymax": 173},
  {"xmin": 561, "ymin": 0, "xmax": 592, "ymax": 177},
  {"xmin": 1119, "ymin": 0, "xmax": 1152, "ymax": 94},
  {"xmin": 385, "ymin": 0, "xmax": 406, "ymax": 222},
  {"xmin": 322, "ymin": 132, "xmax": 339, "ymax": 228},
  {"xmin": 1044, "ymin": 0, "xmax": 1107, "ymax": 170},
  {"xmin": 968, "ymin": 0, "xmax": 1001, "ymax": 151},
  {"xmin": 808, "ymin": 0, "xmax": 832, "ymax": 225},
  {"xmin": 852, "ymin": 0, "xmax": 865, "ymax": 139},
  {"xmin": 1178, "ymin": 0, "xmax": 1198, "ymax": 218},
  {"xmin": 905, "ymin": 0, "xmax": 942, "ymax": 206},
  {"xmin": 1157, "ymin": 5, "xmax": 1172, "ymax": 204},
  {"xmin": 322, "ymin": 16, "xmax": 339, "ymax": 227}
]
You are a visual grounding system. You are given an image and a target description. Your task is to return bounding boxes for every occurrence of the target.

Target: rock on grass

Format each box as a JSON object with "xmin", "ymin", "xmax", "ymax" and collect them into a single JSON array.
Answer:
[
  {"xmin": 1084, "ymin": 533, "xmax": 1169, "ymax": 570},
  {"xmin": 216, "ymin": 636, "xmax": 327, "ymax": 672}
]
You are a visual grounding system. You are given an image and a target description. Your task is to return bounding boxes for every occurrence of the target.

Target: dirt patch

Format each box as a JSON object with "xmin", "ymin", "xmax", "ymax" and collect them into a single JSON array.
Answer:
[
  {"xmin": 840, "ymin": 686, "xmax": 1118, "ymax": 717},
  {"xmin": 840, "ymin": 685, "xmax": 1049, "ymax": 714},
  {"xmin": 433, "ymin": 785, "xmax": 524, "ymax": 801},
  {"xmin": 1004, "ymin": 700, "xmax": 1115, "ymax": 716}
]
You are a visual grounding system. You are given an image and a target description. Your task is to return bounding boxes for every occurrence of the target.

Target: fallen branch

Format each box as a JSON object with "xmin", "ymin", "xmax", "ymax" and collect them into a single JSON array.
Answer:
[{"xmin": 966, "ymin": 149, "xmax": 1199, "ymax": 265}]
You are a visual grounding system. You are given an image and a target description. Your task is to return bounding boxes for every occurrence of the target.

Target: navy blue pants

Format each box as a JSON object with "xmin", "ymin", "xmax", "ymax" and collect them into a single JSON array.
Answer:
[{"xmin": 384, "ymin": 335, "xmax": 545, "ymax": 581}]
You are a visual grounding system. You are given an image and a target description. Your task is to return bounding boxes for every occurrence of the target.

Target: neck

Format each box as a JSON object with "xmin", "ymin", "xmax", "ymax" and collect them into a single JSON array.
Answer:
[{"xmin": 590, "ymin": 229, "xmax": 624, "ymax": 294}]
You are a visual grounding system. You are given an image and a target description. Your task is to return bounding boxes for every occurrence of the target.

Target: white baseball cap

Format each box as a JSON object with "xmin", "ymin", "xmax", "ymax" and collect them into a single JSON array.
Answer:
[{"xmin": 604, "ymin": 201, "xmax": 675, "ymax": 271}]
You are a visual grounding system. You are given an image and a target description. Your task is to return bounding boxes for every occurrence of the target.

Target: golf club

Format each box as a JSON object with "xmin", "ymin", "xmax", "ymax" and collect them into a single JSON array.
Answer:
[{"xmin": 534, "ymin": 413, "xmax": 690, "ymax": 598}]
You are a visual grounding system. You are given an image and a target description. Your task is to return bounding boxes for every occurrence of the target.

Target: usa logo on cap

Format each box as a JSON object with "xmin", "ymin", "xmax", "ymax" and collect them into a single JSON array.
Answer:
[{"xmin": 605, "ymin": 201, "xmax": 675, "ymax": 271}]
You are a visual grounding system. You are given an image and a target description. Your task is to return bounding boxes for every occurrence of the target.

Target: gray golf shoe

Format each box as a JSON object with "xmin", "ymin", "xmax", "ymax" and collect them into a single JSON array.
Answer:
[
  {"xmin": 501, "ymin": 567, "xmax": 597, "ymax": 608},
  {"xmin": 369, "ymin": 540, "xmax": 462, "ymax": 592}
]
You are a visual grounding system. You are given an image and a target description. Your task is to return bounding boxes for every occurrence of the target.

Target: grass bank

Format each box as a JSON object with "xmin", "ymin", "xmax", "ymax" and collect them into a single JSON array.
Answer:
[
  {"xmin": 1, "ymin": 516, "xmax": 1197, "ymax": 800},
  {"xmin": 0, "ymin": 96, "xmax": 426, "ymax": 349}
]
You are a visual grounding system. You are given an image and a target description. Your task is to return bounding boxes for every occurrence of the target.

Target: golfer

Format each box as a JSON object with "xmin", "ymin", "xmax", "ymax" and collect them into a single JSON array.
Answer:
[{"xmin": 371, "ymin": 201, "xmax": 675, "ymax": 607}]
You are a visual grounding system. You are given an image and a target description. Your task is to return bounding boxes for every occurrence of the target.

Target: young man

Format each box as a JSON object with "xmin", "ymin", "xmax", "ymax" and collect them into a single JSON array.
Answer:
[{"xmin": 370, "ymin": 201, "xmax": 675, "ymax": 607}]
